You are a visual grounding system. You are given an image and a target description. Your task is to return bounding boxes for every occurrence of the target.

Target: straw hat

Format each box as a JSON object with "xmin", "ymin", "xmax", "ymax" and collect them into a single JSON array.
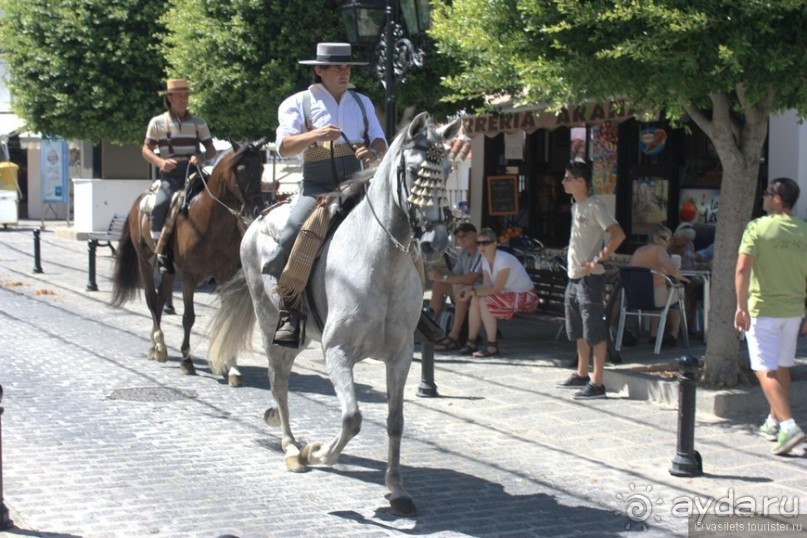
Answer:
[
  {"xmin": 299, "ymin": 42, "xmax": 367, "ymax": 66},
  {"xmin": 159, "ymin": 79, "xmax": 191, "ymax": 95}
]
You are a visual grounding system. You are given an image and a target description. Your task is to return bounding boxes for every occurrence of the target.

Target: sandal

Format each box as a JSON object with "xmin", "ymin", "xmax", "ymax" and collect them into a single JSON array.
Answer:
[
  {"xmin": 458, "ymin": 342, "xmax": 478, "ymax": 355},
  {"xmin": 472, "ymin": 343, "xmax": 499, "ymax": 358},
  {"xmin": 434, "ymin": 336, "xmax": 460, "ymax": 351}
]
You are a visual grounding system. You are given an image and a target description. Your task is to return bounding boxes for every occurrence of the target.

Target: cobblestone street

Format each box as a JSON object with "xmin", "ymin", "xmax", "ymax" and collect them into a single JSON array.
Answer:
[{"xmin": 1, "ymin": 223, "xmax": 805, "ymax": 537}]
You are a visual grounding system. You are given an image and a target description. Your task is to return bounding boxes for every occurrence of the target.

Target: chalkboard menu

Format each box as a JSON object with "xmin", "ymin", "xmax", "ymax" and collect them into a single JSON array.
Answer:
[{"xmin": 487, "ymin": 175, "xmax": 519, "ymax": 216}]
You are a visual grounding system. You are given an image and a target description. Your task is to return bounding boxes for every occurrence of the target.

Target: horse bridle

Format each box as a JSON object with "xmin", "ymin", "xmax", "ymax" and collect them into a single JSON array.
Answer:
[
  {"xmin": 364, "ymin": 139, "xmax": 448, "ymax": 253},
  {"xmin": 196, "ymin": 144, "xmax": 264, "ymax": 226}
]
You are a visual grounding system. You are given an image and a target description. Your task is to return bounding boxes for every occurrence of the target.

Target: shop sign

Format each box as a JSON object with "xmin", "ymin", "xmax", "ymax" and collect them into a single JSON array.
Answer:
[{"xmin": 462, "ymin": 100, "xmax": 640, "ymax": 137}]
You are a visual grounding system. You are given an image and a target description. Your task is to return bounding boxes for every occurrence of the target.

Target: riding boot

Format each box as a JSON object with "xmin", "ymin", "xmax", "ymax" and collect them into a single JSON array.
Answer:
[
  {"xmin": 273, "ymin": 307, "xmax": 301, "ymax": 347},
  {"xmin": 416, "ymin": 306, "xmax": 445, "ymax": 342},
  {"xmin": 154, "ymin": 229, "xmax": 175, "ymax": 275}
]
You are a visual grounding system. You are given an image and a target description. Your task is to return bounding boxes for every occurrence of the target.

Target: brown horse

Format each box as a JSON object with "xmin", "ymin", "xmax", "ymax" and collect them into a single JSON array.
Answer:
[{"xmin": 111, "ymin": 139, "xmax": 267, "ymax": 374}]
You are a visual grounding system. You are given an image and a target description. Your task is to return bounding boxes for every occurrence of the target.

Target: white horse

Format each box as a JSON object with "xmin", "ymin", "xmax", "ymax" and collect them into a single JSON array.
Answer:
[{"xmin": 207, "ymin": 113, "xmax": 461, "ymax": 515}]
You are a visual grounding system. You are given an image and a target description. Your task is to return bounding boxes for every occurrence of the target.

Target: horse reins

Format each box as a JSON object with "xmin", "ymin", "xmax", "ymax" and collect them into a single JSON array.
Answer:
[
  {"xmin": 194, "ymin": 153, "xmax": 260, "ymax": 233},
  {"xmin": 363, "ymin": 148, "xmax": 414, "ymax": 253}
]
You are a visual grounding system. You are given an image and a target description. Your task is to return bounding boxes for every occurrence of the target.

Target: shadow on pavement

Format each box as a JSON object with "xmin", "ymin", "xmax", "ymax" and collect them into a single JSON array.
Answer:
[{"xmin": 324, "ymin": 454, "xmax": 646, "ymax": 536}]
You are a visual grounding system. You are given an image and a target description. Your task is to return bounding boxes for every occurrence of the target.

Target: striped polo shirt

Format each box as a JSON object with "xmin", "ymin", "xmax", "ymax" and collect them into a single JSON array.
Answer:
[{"xmin": 145, "ymin": 111, "xmax": 212, "ymax": 158}]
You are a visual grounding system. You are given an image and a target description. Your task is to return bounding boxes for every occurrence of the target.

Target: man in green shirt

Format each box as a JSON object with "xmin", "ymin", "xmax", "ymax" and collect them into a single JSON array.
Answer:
[{"xmin": 735, "ymin": 177, "xmax": 807, "ymax": 456}]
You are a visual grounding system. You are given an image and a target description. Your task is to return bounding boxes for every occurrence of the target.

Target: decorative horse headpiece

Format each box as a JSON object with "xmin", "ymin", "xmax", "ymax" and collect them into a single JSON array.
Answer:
[{"xmin": 407, "ymin": 143, "xmax": 449, "ymax": 209}]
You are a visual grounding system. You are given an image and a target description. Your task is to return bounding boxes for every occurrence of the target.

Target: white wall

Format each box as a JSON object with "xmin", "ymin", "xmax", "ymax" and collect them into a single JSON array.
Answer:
[{"xmin": 769, "ymin": 110, "xmax": 807, "ymax": 219}]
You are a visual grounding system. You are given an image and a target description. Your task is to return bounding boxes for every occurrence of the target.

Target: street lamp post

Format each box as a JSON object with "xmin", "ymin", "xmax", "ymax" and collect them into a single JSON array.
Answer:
[{"xmin": 339, "ymin": 0, "xmax": 429, "ymax": 137}]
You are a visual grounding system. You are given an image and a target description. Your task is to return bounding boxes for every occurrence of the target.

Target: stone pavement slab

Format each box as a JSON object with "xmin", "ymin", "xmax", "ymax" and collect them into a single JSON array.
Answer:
[{"xmin": 1, "ymin": 222, "xmax": 806, "ymax": 537}]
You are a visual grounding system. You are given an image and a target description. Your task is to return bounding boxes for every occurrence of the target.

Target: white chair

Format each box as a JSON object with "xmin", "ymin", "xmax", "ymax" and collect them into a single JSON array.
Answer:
[{"xmin": 614, "ymin": 267, "xmax": 689, "ymax": 355}]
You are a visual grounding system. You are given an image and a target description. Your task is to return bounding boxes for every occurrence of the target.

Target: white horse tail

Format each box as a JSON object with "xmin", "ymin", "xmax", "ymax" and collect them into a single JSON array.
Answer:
[{"xmin": 207, "ymin": 268, "xmax": 256, "ymax": 376}]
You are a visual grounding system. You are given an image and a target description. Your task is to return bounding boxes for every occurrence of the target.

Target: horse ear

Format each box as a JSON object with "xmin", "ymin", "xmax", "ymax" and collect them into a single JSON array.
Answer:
[
  {"xmin": 231, "ymin": 140, "xmax": 241, "ymax": 153},
  {"xmin": 437, "ymin": 118, "xmax": 462, "ymax": 142},
  {"xmin": 407, "ymin": 112, "xmax": 431, "ymax": 140}
]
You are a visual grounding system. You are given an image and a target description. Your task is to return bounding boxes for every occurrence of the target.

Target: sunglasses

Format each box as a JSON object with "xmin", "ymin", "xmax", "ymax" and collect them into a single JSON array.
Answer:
[
  {"xmin": 476, "ymin": 240, "xmax": 495, "ymax": 246},
  {"xmin": 659, "ymin": 236, "xmax": 671, "ymax": 242},
  {"xmin": 763, "ymin": 190, "xmax": 776, "ymax": 197}
]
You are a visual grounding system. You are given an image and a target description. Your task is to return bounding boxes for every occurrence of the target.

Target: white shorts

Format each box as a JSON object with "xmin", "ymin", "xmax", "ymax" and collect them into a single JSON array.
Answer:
[{"xmin": 745, "ymin": 316, "xmax": 801, "ymax": 371}]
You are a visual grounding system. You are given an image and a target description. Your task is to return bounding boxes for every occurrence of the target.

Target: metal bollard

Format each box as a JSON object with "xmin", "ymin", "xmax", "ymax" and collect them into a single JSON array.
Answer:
[
  {"xmin": 32, "ymin": 229, "xmax": 43, "ymax": 274},
  {"xmin": 86, "ymin": 239, "xmax": 99, "ymax": 291},
  {"xmin": 669, "ymin": 355, "xmax": 703, "ymax": 477},
  {"xmin": 417, "ymin": 339, "xmax": 438, "ymax": 397},
  {"xmin": 1, "ymin": 384, "xmax": 13, "ymax": 530}
]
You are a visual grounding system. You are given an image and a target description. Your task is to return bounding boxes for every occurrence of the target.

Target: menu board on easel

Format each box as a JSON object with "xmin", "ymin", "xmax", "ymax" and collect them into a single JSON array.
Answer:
[{"xmin": 487, "ymin": 175, "xmax": 518, "ymax": 216}]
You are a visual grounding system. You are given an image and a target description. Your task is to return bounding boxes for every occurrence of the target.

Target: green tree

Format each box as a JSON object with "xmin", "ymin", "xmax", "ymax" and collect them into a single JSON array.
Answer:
[
  {"xmin": 163, "ymin": 0, "xmax": 474, "ymax": 140},
  {"xmin": 431, "ymin": 0, "xmax": 807, "ymax": 386},
  {"xmin": 162, "ymin": 0, "xmax": 344, "ymax": 142},
  {"xmin": 0, "ymin": 0, "xmax": 166, "ymax": 144}
]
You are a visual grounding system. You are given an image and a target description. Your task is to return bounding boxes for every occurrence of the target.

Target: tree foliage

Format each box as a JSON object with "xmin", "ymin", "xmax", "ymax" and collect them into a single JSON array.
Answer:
[
  {"xmin": 432, "ymin": 0, "xmax": 806, "ymax": 117},
  {"xmin": 163, "ymin": 0, "xmax": 476, "ymax": 140},
  {"xmin": 0, "ymin": 0, "xmax": 474, "ymax": 145},
  {"xmin": 162, "ymin": 0, "xmax": 344, "ymax": 142},
  {"xmin": 431, "ymin": 0, "xmax": 807, "ymax": 386},
  {"xmin": 0, "ymin": 0, "xmax": 166, "ymax": 144}
]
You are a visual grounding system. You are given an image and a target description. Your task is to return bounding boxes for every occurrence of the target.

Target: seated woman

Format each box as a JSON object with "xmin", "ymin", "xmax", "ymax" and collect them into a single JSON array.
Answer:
[
  {"xmin": 456, "ymin": 227, "xmax": 538, "ymax": 357},
  {"xmin": 629, "ymin": 225, "xmax": 689, "ymax": 346},
  {"xmin": 667, "ymin": 222, "xmax": 697, "ymax": 269}
]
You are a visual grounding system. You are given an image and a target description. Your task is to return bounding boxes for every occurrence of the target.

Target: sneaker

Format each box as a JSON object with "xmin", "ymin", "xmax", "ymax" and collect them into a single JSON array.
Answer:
[
  {"xmin": 555, "ymin": 373, "xmax": 590, "ymax": 389},
  {"xmin": 573, "ymin": 383, "xmax": 607, "ymax": 400},
  {"xmin": 771, "ymin": 426, "xmax": 806, "ymax": 456},
  {"xmin": 758, "ymin": 420, "xmax": 779, "ymax": 442}
]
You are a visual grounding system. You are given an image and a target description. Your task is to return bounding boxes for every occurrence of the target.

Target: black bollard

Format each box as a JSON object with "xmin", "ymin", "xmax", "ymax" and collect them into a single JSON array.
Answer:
[
  {"xmin": 0, "ymin": 384, "xmax": 13, "ymax": 530},
  {"xmin": 417, "ymin": 338, "xmax": 438, "ymax": 397},
  {"xmin": 669, "ymin": 355, "xmax": 703, "ymax": 477},
  {"xmin": 86, "ymin": 239, "xmax": 99, "ymax": 291},
  {"xmin": 32, "ymin": 229, "xmax": 43, "ymax": 274}
]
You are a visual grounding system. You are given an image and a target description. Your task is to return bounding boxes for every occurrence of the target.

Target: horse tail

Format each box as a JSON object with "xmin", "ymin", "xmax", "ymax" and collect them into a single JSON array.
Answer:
[
  {"xmin": 110, "ymin": 213, "xmax": 141, "ymax": 307},
  {"xmin": 207, "ymin": 268, "xmax": 256, "ymax": 376}
]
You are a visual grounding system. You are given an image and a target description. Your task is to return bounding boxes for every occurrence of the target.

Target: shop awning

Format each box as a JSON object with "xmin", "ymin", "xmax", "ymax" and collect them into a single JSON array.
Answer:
[{"xmin": 461, "ymin": 99, "xmax": 651, "ymax": 138}]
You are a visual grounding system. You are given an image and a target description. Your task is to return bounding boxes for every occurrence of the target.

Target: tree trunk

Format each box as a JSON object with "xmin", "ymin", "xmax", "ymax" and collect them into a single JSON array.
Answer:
[{"xmin": 686, "ymin": 91, "xmax": 770, "ymax": 387}]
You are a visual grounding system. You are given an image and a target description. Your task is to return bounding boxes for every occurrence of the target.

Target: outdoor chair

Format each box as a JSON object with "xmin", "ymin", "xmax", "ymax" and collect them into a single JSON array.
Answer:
[{"xmin": 614, "ymin": 267, "xmax": 689, "ymax": 355}]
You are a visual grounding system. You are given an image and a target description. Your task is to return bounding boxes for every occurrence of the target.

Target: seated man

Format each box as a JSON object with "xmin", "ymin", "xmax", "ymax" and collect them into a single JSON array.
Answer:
[
  {"xmin": 629, "ymin": 224, "xmax": 689, "ymax": 346},
  {"xmin": 456, "ymin": 227, "xmax": 538, "ymax": 357},
  {"xmin": 427, "ymin": 222, "xmax": 483, "ymax": 351}
]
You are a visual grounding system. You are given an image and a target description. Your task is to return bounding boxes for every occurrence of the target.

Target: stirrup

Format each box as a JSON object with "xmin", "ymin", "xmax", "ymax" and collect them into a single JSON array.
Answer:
[
  {"xmin": 273, "ymin": 310, "xmax": 306, "ymax": 348},
  {"xmin": 416, "ymin": 308, "xmax": 445, "ymax": 342},
  {"xmin": 157, "ymin": 253, "xmax": 175, "ymax": 275}
]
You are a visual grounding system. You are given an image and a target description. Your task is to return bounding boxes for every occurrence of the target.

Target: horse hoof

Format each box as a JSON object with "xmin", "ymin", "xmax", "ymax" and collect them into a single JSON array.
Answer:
[
  {"xmin": 264, "ymin": 408, "xmax": 280, "ymax": 427},
  {"xmin": 284, "ymin": 454, "xmax": 307, "ymax": 473},
  {"xmin": 390, "ymin": 497, "xmax": 417, "ymax": 517},
  {"xmin": 228, "ymin": 373, "xmax": 243, "ymax": 387},
  {"xmin": 299, "ymin": 441, "xmax": 322, "ymax": 466},
  {"xmin": 180, "ymin": 358, "xmax": 196, "ymax": 375}
]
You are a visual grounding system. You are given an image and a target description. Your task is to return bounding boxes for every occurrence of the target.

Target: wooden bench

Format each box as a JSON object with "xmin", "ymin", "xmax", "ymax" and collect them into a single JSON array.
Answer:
[
  {"xmin": 86, "ymin": 213, "xmax": 126, "ymax": 291},
  {"xmin": 525, "ymin": 265, "xmax": 623, "ymax": 363},
  {"xmin": 525, "ymin": 268, "xmax": 568, "ymax": 339}
]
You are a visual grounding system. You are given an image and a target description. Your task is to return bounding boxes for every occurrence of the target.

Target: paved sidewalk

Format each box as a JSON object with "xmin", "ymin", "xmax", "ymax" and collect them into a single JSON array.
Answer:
[{"xmin": 1, "ymin": 221, "xmax": 806, "ymax": 537}]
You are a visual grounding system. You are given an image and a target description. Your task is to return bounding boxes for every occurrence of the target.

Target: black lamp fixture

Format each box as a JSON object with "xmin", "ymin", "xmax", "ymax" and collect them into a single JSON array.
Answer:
[{"xmin": 339, "ymin": 0, "xmax": 430, "ymax": 137}]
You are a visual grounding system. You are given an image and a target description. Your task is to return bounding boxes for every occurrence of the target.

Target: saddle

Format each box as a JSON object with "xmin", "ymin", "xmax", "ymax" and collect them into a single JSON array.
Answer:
[{"xmin": 138, "ymin": 170, "xmax": 209, "ymax": 216}]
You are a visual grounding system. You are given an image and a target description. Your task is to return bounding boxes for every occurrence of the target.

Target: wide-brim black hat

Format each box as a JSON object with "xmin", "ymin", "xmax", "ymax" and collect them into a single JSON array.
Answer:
[{"xmin": 299, "ymin": 42, "xmax": 368, "ymax": 66}]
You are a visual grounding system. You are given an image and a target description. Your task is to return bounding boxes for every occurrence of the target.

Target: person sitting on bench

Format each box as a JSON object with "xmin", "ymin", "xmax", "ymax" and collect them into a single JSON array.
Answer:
[
  {"xmin": 456, "ymin": 227, "xmax": 538, "ymax": 358},
  {"xmin": 428, "ymin": 222, "xmax": 483, "ymax": 351}
]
